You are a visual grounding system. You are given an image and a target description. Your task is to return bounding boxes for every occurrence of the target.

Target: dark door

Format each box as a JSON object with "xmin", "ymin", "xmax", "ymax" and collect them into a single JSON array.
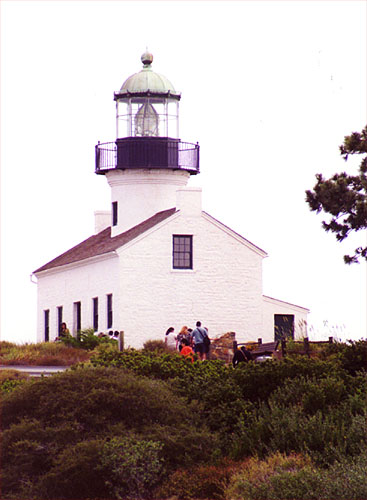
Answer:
[{"xmin": 274, "ymin": 314, "xmax": 294, "ymax": 341}]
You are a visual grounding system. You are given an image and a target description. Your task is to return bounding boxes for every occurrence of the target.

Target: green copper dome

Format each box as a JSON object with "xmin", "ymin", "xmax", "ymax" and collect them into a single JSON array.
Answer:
[{"xmin": 116, "ymin": 51, "xmax": 181, "ymax": 99}]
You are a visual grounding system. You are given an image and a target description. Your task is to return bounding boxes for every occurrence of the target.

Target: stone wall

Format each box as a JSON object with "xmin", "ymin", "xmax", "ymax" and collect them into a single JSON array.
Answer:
[{"xmin": 209, "ymin": 331, "xmax": 236, "ymax": 363}]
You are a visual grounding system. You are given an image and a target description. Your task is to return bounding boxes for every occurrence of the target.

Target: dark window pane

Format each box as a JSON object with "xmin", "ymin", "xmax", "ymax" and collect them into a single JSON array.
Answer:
[
  {"xmin": 57, "ymin": 306, "xmax": 63, "ymax": 334},
  {"xmin": 112, "ymin": 202, "xmax": 118, "ymax": 226},
  {"xmin": 44, "ymin": 310, "xmax": 50, "ymax": 342},
  {"xmin": 107, "ymin": 294, "xmax": 113, "ymax": 329},
  {"xmin": 173, "ymin": 235, "xmax": 192, "ymax": 269},
  {"xmin": 93, "ymin": 298, "xmax": 99, "ymax": 331}
]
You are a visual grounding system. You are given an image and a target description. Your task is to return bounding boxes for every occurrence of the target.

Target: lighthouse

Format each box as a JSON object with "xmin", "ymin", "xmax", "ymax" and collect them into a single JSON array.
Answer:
[
  {"xmin": 33, "ymin": 51, "xmax": 309, "ymax": 347},
  {"xmin": 95, "ymin": 51, "xmax": 199, "ymax": 236}
]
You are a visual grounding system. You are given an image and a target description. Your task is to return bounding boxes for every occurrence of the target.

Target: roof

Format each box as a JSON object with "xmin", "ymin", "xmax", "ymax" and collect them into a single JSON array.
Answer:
[
  {"xmin": 34, "ymin": 206, "xmax": 268, "ymax": 275},
  {"xmin": 115, "ymin": 51, "xmax": 180, "ymax": 98},
  {"xmin": 34, "ymin": 207, "xmax": 177, "ymax": 274},
  {"xmin": 263, "ymin": 295, "xmax": 310, "ymax": 313}
]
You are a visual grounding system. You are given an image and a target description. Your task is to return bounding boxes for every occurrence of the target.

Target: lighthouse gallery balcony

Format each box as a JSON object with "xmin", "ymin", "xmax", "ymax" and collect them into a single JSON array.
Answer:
[{"xmin": 95, "ymin": 137, "xmax": 200, "ymax": 175}]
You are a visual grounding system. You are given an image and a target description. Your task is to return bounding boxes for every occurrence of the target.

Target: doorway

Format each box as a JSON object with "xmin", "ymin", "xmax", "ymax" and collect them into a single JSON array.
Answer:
[{"xmin": 274, "ymin": 314, "xmax": 294, "ymax": 341}]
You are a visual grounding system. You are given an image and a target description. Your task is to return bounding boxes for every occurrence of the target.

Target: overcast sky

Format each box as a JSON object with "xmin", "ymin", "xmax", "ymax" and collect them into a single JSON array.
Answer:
[{"xmin": 1, "ymin": 0, "xmax": 366, "ymax": 344}]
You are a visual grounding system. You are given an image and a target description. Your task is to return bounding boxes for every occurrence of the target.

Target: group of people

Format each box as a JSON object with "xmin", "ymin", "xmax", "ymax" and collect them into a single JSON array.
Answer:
[{"xmin": 165, "ymin": 321, "xmax": 210, "ymax": 361}]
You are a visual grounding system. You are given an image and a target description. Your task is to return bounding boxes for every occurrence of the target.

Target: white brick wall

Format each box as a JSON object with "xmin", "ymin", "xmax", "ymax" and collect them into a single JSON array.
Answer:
[
  {"xmin": 35, "ymin": 190, "xmax": 308, "ymax": 347},
  {"xmin": 106, "ymin": 169, "xmax": 190, "ymax": 236},
  {"xmin": 36, "ymin": 255, "xmax": 119, "ymax": 341},
  {"xmin": 115, "ymin": 208, "xmax": 266, "ymax": 348}
]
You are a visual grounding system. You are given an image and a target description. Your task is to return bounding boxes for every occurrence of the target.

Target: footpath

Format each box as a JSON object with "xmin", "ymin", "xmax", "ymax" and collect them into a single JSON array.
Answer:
[{"xmin": 0, "ymin": 365, "xmax": 70, "ymax": 377}]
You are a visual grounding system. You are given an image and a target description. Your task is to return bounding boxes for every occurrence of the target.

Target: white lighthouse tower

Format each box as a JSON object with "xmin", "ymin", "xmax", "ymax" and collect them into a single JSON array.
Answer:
[{"xmin": 95, "ymin": 51, "xmax": 200, "ymax": 236}]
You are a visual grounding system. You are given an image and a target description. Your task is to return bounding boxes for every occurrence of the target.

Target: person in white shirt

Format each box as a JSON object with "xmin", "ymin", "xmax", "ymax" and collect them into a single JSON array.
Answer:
[{"xmin": 164, "ymin": 326, "xmax": 176, "ymax": 350}]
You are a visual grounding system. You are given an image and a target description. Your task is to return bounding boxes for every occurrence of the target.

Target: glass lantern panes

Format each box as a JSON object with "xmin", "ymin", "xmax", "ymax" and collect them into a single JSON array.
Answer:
[{"xmin": 116, "ymin": 97, "xmax": 179, "ymax": 139}]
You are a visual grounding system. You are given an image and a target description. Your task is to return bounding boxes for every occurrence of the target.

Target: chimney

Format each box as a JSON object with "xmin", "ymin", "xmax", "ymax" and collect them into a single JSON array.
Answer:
[{"xmin": 176, "ymin": 187, "xmax": 202, "ymax": 216}]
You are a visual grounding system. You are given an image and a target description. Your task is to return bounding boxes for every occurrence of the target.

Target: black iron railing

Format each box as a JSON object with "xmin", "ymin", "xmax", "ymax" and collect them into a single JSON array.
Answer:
[{"xmin": 95, "ymin": 137, "xmax": 200, "ymax": 174}]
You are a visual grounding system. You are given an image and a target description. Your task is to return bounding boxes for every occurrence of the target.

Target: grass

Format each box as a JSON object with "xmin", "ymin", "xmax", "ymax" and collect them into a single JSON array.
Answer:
[{"xmin": 0, "ymin": 341, "xmax": 92, "ymax": 366}]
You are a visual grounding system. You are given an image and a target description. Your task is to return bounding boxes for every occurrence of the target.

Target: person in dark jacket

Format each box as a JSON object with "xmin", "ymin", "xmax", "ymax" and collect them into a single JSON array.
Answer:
[{"xmin": 232, "ymin": 345, "xmax": 253, "ymax": 367}]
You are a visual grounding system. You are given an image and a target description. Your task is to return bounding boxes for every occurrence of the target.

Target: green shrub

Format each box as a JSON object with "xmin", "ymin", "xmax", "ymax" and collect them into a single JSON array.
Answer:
[
  {"xmin": 36, "ymin": 439, "xmax": 109, "ymax": 500},
  {"xmin": 59, "ymin": 327, "xmax": 118, "ymax": 350},
  {"xmin": 321, "ymin": 340, "xmax": 367, "ymax": 375},
  {"xmin": 0, "ymin": 369, "xmax": 29, "ymax": 394},
  {"xmin": 265, "ymin": 375, "xmax": 351, "ymax": 415},
  {"xmin": 231, "ymin": 357, "xmax": 344, "ymax": 403},
  {"xmin": 1, "ymin": 366, "xmax": 203, "ymax": 432},
  {"xmin": 225, "ymin": 452, "xmax": 367, "ymax": 499},
  {"xmin": 1, "ymin": 418, "xmax": 87, "ymax": 498},
  {"xmin": 101, "ymin": 436, "xmax": 164, "ymax": 499},
  {"xmin": 1, "ymin": 366, "xmax": 219, "ymax": 499},
  {"xmin": 236, "ymin": 398, "xmax": 367, "ymax": 465}
]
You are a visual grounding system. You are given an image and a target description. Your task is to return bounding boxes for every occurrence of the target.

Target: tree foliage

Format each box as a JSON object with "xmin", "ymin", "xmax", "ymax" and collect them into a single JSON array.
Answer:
[{"xmin": 306, "ymin": 125, "xmax": 367, "ymax": 263}]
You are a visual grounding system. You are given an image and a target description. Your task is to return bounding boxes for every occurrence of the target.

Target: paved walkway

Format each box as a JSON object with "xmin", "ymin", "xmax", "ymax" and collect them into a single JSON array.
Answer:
[{"xmin": 0, "ymin": 365, "xmax": 71, "ymax": 377}]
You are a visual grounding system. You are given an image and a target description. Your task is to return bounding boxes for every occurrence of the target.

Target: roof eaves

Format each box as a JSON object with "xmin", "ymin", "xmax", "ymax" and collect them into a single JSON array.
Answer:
[
  {"xmin": 263, "ymin": 295, "xmax": 310, "ymax": 313},
  {"xmin": 202, "ymin": 211, "xmax": 268, "ymax": 257},
  {"xmin": 33, "ymin": 207, "xmax": 178, "ymax": 274}
]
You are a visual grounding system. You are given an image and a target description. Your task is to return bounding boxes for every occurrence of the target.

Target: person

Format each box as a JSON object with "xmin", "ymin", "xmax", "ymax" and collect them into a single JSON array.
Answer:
[
  {"xmin": 59, "ymin": 322, "xmax": 70, "ymax": 338},
  {"xmin": 187, "ymin": 328, "xmax": 193, "ymax": 346},
  {"xmin": 176, "ymin": 326, "xmax": 191, "ymax": 351},
  {"xmin": 165, "ymin": 326, "xmax": 176, "ymax": 350},
  {"xmin": 232, "ymin": 345, "xmax": 253, "ymax": 367},
  {"xmin": 179, "ymin": 338, "xmax": 194, "ymax": 362},
  {"xmin": 191, "ymin": 321, "xmax": 209, "ymax": 360},
  {"xmin": 203, "ymin": 326, "xmax": 210, "ymax": 359}
]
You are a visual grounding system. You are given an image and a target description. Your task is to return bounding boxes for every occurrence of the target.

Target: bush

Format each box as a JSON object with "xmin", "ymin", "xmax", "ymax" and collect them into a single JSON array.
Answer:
[
  {"xmin": 231, "ymin": 357, "xmax": 344, "ymax": 403},
  {"xmin": 1, "ymin": 418, "xmax": 87, "ymax": 498},
  {"xmin": 1, "ymin": 366, "xmax": 204, "ymax": 432},
  {"xmin": 155, "ymin": 459, "xmax": 242, "ymax": 499},
  {"xmin": 0, "ymin": 369, "xmax": 29, "ymax": 394},
  {"xmin": 59, "ymin": 328, "xmax": 118, "ymax": 350},
  {"xmin": 36, "ymin": 439, "xmax": 109, "ymax": 500},
  {"xmin": 101, "ymin": 436, "xmax": 165, "ymax": 499},
  {"xmin": 1, "ymin": 366, "xmax": 219, "ymax": 499},
  {"xmin": 235, "ymin": 397, "xmax": 367, "ymax": 465},
  {"xmin": 265, "ymin": 375, "xmax": 352, "ymax": 415},
  {"xmin": 225, "ymin": 452, "xmax": 319, "ymax": 500},
  {"xmin": 225, "ymin": 452, "xmax": 367, "ymax": 499},
  {"xmin": 142, "ymin": 339, "xmax": 172, "ymax": 353}
]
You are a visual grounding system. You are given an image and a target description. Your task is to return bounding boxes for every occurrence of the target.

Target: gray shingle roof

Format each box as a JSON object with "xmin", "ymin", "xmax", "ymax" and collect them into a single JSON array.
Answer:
[{"xmin": 34, "ymin": 207, "xmax": 177, "ymax": 273}]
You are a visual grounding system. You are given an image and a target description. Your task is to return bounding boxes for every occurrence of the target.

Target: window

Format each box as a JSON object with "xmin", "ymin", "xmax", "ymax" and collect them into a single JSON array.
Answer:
[
  {"xmin": 44, "ymin": 309, "xmax": 50, "ymax": 342},
  {"xmin": 57, "ymin": 306, "xmax": 63, "ymax": 335},
  {"xmin": 112, "ymin": 201, "xmax": 118, "ymax": 226},
  {"xmin": 73, "ymin": 301, "xmax": 81, "ymax": 334},
  {"xmin": 93, "ymin": 297, "xmax": 99, "ymax": 331},
  {"xmin": 173, "ymin": 235, "xmax": 193, "ymax": 269},
  {"xmin": 107, "ymin": 294, "xmax": 113, "ymax": 329}
]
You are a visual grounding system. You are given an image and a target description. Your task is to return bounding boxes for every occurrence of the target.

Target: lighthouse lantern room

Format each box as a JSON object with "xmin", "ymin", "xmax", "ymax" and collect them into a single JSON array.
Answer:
[{"xmin": 115, "ymin": 50, "xmax": 180, "ymax": 139}]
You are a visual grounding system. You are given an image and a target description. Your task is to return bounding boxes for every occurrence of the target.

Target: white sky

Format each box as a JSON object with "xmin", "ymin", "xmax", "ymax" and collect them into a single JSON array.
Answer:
[{"xmin": 1, "ymin": 0, "xmax": 366, "ymax": 344}]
